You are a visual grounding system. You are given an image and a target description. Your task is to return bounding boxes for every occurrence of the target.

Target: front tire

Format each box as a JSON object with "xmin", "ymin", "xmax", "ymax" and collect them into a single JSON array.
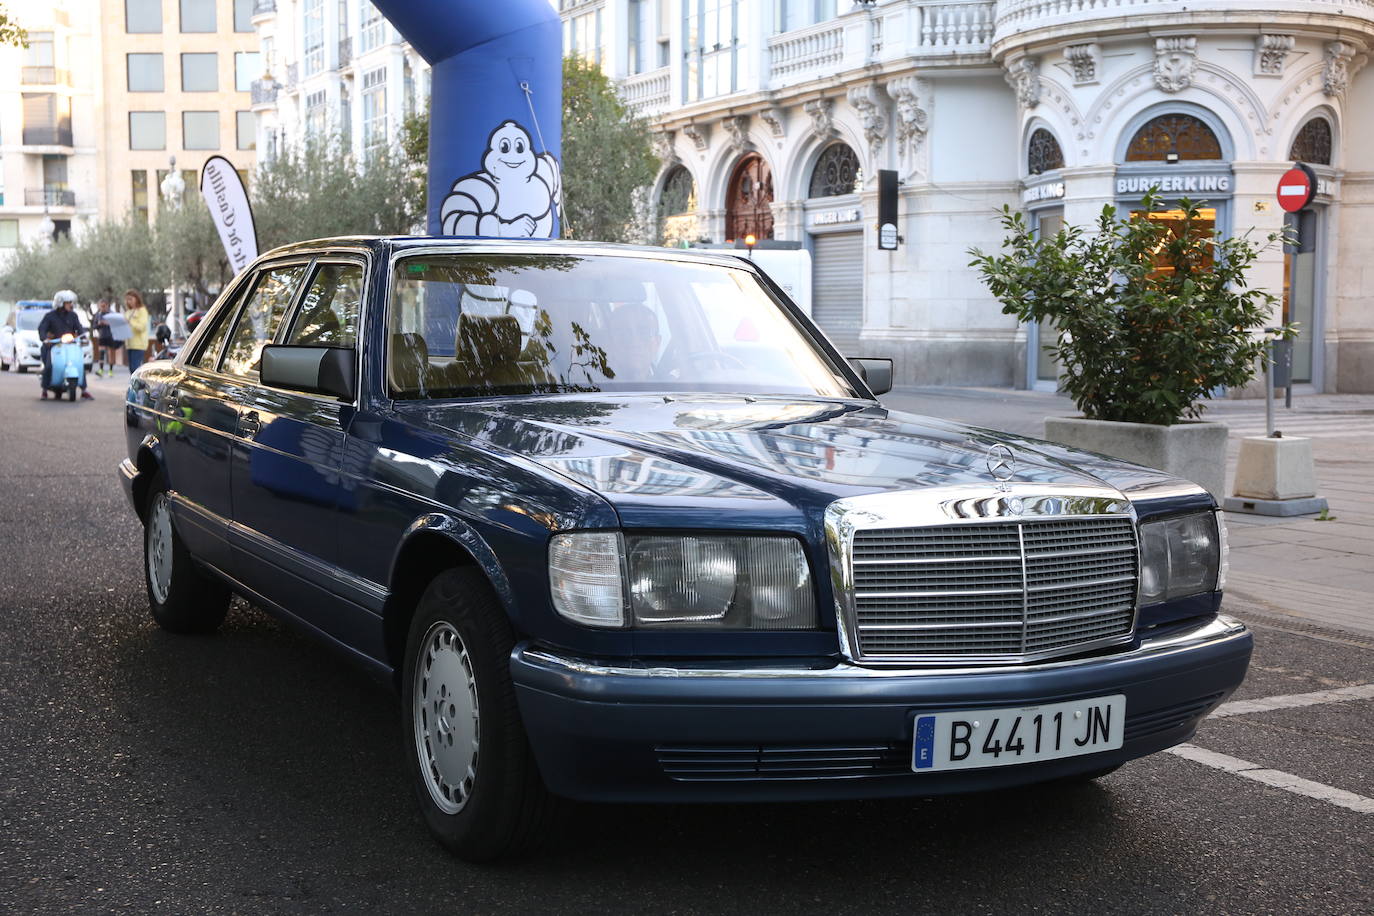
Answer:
[
  {"xmin": 143, "ymin": 473, "xmax": 229, "ymax": 634},
  {"xmin": 401, "ymin": 568, "xmax": 557, "ymax": 862}
]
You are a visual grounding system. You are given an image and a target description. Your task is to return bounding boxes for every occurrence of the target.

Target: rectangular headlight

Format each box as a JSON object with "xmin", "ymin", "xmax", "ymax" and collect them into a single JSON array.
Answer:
[
  {"xmin": 548, "ymin": 532, "xmax": 816, "ymax": 630},
  {"xmin": 1137, "ymin": 512, "xmax": 1221, "ymax": 605},
  {"xmin": 627, "ymin": 535, "xmax": 816, "ymax": 629}
]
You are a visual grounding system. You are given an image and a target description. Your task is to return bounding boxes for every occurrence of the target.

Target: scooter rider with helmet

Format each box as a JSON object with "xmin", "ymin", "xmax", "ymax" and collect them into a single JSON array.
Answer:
[{"xmin": 38, "ymin": 290, "xmax": 93, "ymax": 401}]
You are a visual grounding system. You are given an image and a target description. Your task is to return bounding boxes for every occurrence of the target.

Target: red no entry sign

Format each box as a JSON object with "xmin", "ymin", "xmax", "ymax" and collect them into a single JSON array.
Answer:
[{"xmin": 1277, "ymin": 164, "xmax": 1317, "ymax": 212}]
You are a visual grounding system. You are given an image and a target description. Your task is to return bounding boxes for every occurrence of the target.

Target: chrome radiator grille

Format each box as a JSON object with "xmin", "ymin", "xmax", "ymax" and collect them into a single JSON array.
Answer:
[{"xmin": 847, "ymin": 516, "xmax": 1138, "ymax": 663}]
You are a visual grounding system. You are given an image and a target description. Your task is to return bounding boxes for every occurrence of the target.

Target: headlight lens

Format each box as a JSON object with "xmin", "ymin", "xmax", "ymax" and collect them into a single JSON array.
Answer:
[
  {"xmin": 1137, "ymin": 511, "xmax": 1222, "ymax": 605},
  {"xmin": 549, "ymin": 532, "xmax": 816, "ymax": 629}
]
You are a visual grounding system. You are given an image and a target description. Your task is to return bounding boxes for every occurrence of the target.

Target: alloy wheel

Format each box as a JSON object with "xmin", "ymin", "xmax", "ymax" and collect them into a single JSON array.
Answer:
[
  {"xmin": 413, "ymin": 621, "xmax": 480, "ymax": 814},
  {"xmin": 147, "ymin": 494, "xmax": 174, "ymax": 605}
]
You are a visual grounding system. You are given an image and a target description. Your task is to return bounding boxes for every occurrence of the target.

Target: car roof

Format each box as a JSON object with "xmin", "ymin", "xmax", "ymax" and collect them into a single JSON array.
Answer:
[{"xmin": 256, "ymin": 236, "xmax": 758, "ymax": 271}]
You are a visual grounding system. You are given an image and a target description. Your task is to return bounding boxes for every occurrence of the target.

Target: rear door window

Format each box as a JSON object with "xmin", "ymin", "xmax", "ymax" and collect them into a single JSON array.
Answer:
[
  {"xmin": 219, "ymin": 264, "xmax": 307, "ymax": 378},
  {"xmin": 284, "ymin": 261, "xmax": 363, "ymax": 347}
]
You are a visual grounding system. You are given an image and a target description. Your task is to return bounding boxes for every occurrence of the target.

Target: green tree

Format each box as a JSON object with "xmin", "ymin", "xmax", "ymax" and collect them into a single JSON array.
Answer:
[
  {"xmin": 0, "ymin": 236, "xmax": 72, "ymax": 302},
  {"xmin": 561, "ymin": 56, "xmax": 656, "ymax": 242},
  {"xmin": 67, "ymin": 216, "xmax": 159, "ymax": 303},
  {"xmin": 0, "ymin": 4, "xmax": 28, "ymax": 47},
  {"xmin": 970, "ymin": 191, "xmax": 1291, "ymax": 426},
  {"xmin": 155, "ymin": 202, "xmax": 229, "ymax": 307},
  {"xmin": 251, "ymin": 133, "xmax": 423, "ymax": 248}
]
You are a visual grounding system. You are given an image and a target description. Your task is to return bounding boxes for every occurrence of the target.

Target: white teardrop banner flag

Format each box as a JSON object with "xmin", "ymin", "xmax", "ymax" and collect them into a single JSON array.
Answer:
[{"xmin": 199, "ymin": 155, "xmax": 259, "ymax": 275}]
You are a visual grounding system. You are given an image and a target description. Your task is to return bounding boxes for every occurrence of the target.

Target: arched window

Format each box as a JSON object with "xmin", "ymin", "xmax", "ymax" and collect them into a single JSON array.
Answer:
[
  {"xmin": 656, "ymin": 165, "xmax": 697, "ymax": 245},
  {"xmin": 1289, "ymin": 117, "xmax": 1332, "ymax": 165},
  {"xmin": 658, "ymin": 166, "xmax": 695, "ymax": 220},
  {"xmin": 1027, "ymin": 128, "xmax": 1064, "ymax": 175},
  {"xmin": 725, "ymin": 153, "xmax": 774, "ymax": 241},
  {"xmin": 808, "ymin": 142, "xmax": 860, "ymax": 198},
  {"xmin": 1125, "ymin": 114, "xmax": 1222, "ymax": 162}
]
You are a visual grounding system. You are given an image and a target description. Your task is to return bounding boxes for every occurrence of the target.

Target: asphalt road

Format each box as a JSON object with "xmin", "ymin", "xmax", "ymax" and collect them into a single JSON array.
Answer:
[{"xmin": 2, "ymin": 368, "xmax": 1372, "ymax": 915}]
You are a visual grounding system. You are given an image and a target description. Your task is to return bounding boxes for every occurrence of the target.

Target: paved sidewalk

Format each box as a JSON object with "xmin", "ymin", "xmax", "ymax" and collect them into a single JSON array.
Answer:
[{"xmin": 884, "ymin": 386, "xmax": 1374, "ymax": 639}]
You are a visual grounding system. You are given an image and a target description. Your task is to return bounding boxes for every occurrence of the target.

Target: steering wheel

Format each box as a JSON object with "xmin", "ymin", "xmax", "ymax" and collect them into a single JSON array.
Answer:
[{"xmin": 685, "ymin": 350, "xmax": 748, "ymax": 372}]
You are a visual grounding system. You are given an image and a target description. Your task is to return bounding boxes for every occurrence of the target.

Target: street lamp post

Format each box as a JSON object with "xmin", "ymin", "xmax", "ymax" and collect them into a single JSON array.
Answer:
[{"xmin": 159, "ymin": 157, "xmax": 187, "ymax": 342}]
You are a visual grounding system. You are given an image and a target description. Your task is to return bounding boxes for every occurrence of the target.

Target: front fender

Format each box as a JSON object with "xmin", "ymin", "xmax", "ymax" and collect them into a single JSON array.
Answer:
[{"xmin": 393, "ymin": 512, "xmax": 519, "ymax": 622}]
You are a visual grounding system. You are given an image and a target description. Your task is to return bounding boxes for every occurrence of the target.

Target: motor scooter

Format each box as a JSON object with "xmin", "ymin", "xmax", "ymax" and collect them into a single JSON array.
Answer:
[{"xmin": 46, "ymin": 333, "xmax": 86, "ymax": 401}]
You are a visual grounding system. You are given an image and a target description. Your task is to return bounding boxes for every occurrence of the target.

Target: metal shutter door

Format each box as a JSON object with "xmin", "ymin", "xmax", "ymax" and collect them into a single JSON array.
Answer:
[{"xmin": 810, "ymin": 232, "xmax": 864, "ymax": 354}]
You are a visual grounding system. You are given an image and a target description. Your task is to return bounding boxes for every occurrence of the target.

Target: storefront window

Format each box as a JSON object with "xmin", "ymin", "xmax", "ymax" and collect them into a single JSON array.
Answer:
[{"xmin": 1129, "ymin": 208, "xmax": 1218, "ymax": 277}]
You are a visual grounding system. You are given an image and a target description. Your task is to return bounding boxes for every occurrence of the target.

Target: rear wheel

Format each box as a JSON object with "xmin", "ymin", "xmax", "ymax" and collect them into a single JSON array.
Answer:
[
  {"xmin": 143, "ymin": 472, "xmax": 229, "ymax": 634},
  {"xmin": 401, "ymin": 568, "xmax": 558, "ymax": 862}
]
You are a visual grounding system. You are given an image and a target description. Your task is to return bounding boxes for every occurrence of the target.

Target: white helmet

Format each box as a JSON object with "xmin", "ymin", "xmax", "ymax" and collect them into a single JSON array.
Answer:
[{"xmin": 53, "ymin": 289, "xmax": 78, "ymax": 307}]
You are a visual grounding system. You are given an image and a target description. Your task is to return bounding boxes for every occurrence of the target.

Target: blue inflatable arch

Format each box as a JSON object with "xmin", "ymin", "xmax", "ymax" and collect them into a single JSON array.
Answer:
[{"xmin": 371, "ymin": 1, "xmax": 562, "ymax": 238}]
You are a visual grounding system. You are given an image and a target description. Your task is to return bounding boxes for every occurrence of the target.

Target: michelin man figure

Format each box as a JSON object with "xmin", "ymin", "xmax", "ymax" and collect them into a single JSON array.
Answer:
[{"xmin": 439, "ymin": 120, "xmax": 561, "ymax": 238}]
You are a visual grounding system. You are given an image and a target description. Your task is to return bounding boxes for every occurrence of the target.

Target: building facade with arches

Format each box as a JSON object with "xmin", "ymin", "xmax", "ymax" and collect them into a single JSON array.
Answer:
[{"xmin": 565, "ymin": 0, "xmax": 1374, "ymax": 392}]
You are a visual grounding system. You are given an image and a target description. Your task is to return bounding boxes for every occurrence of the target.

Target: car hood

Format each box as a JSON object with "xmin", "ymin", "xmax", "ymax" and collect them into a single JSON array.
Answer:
[
  {"xmin": 16, "ymin": 330, "xmax": 40, "ymax": 344},
  {"xmin": 402, "ymin": 394, "xmax": 1206, "ymax": 528}
]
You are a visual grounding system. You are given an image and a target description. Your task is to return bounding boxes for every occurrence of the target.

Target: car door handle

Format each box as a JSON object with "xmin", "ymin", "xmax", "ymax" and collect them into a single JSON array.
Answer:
[{"xmin": 240, "ymin": 412, "xmax": 261, "ymax": 439}]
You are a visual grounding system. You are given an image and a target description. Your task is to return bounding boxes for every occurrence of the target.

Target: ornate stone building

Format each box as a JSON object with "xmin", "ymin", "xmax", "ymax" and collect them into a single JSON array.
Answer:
[{"xmin": 566, "ymin": 0, "xmax": 1374, "ymax": 392}]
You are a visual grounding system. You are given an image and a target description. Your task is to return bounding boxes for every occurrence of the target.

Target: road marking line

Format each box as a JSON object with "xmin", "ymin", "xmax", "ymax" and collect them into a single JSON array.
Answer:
[
  {"xmin": 1210, "ymin": 683, "xmax": 1374, "ymax": 719},
  {"xmin": 1167, "ymin": 744, "xmax": 1374, "ymax": 814}
]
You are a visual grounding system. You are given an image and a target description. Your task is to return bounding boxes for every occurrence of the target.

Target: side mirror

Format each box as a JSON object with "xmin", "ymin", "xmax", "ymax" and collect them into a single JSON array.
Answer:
[
  {"xmin": 848, "ymin": 357, "xmax": 893, "ymax": 396},
  {"xmin": 261, "ymin": 345, "xmax": 357, "ymax": 400}
]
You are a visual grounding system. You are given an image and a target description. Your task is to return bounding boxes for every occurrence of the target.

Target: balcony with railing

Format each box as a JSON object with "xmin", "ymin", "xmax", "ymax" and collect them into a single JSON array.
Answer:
[
  {"xmin": 21, "ymin": 125, "xmax": 74, "ymax": 147},
  {"xmin": 768, "ymin": 18, "xmax": 846, "ymax": 85},
  {"xmin": 620, "ymin": 66, "xmax": 671, "ymax": 115},
  {"xmin": 21, "ymin": 66, "xmax": 70, "ymax": 85},
  {"xmin": 338, "ymin": 36, "xmax": 353, "ymax": 70},
  {"xmin": 993, "ymin": 0, "xmax": 1374, "ymax": 58},
  {"xmin": 26, "ymin": 188, "xmax": 76, "ymax": 208},
  {"xmin": 253, "ymin": 0, "xmax": 276, "ymax": 16},
  {"xmin": 765, "ymin": 2, "xmax": 995, "ymax": 89},
  {"xmin": 285, "ymin": 62, "xmax": 298, "ymax": 93},
  {"xmin": 251, "ymin": 78, "xmax": 279, "ymax": 107}
]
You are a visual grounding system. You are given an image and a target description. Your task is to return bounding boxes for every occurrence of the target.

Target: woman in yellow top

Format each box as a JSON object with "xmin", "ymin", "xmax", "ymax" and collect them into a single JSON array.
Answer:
[{"xmin": 125, "ymin": 289, "xmax": 149, "ymax": 374}]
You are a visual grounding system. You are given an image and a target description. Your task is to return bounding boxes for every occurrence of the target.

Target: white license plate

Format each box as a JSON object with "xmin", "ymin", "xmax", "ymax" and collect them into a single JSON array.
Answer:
[{"xmin": 912, "ymin": 695, "xmax": 1125, "ymax": 772}]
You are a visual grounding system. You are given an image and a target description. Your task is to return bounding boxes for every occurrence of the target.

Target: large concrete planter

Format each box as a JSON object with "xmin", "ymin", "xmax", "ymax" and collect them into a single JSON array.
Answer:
[{"xmin": 1044, "ymin": 417, "xmax": 1228, "ymax": 500}]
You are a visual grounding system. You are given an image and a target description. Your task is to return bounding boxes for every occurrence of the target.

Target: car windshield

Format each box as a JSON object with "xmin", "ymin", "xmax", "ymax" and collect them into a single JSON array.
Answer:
[
  {"xmin": 16, "ymin": 310, "xmax": 43, "ymax": 331},
  {"xmin": 386, "ymin": 253, "xmax": 858, "ymax": 399}
]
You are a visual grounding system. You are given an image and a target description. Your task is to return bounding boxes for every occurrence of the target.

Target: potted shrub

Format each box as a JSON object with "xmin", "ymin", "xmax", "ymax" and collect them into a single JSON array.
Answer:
[{"xmin": 969, "ymin": 191, "xmax": 1291, "ymax": 499}]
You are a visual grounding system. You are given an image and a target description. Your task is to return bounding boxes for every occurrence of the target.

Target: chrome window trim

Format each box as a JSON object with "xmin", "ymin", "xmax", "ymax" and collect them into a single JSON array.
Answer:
[
  {"xmin": 825, "ymin": 484, "xmax": 1140, "ymax": 668},
  {"xmin": 176, "ymin": 247, "xmax": 372, "ymax": 409}
]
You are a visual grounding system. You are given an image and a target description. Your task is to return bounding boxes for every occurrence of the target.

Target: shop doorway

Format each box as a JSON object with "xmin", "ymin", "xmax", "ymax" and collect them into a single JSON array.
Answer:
[
  {"xmin": 1282, "ymin": 208, "xmax": 1321, "ymax": 384},
  {"xmin": 810, "ymin": 231, "xmax": 864, "ymax": 354},
  {"xmin": 1030, "ymin": 208, "xmax": 1064, "ymax": 388},
  {"xmin": 725, "ymin": 153, "xmax": 774, "ymax": 241}
]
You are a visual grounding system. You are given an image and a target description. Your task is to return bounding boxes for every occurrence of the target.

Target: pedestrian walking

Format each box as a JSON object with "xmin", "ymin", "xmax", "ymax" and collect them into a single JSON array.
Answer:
[
  {"xmin": 93, "ymin": 298, "xmax": 124, "ymax": 377},
  {"xmin": 37, "ymin": 290, "xmax": 93, "ymax": 401},
  {"xmin": 124, "ymin": 289, "xmax": 150, "ymax": 374}
]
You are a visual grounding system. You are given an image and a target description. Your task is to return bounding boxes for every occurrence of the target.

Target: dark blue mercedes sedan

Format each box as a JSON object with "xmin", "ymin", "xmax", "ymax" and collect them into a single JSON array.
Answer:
[{"xmin": 120, "ymin": 237, "xmax": 1251, "ymax": 861}]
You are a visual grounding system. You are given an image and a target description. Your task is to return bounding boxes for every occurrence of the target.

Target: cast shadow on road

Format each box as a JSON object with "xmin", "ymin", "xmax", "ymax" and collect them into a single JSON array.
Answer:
[{"xmin": 103, "ymin": 600, "xmax": 1177, "ymax": 905}]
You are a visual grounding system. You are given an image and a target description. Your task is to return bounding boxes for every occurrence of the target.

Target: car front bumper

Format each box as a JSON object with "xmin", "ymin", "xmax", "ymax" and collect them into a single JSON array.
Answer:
[{"xmin": 511, "ymin": 615, "xmax": 1252, "ymax": 802}]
